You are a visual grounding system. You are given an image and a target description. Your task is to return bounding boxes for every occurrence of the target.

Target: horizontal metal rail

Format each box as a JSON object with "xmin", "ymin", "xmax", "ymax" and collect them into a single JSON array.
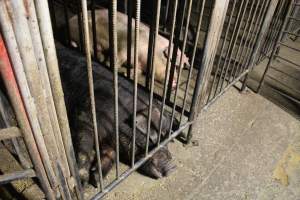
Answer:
[
  {"xmin": 0, "ymin": 127, "xmax": 21, "ymax": 141},
  {"xmin": 0, "ymin": 169, "xmax": 36, "ymax": 185},
  {"xmin": 91, "ymin": 121, "xmax": 193, "ymax": 200}
]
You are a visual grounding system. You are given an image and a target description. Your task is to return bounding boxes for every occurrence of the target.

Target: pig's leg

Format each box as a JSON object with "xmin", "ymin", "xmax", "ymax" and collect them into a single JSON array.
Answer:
[
  {"xmin": 76, "ymin": 129, "xmax": 96, "ymax": 187},
  {"xmin": 91, "ymin": 144, "xmax": 116, "ymax": 186}
]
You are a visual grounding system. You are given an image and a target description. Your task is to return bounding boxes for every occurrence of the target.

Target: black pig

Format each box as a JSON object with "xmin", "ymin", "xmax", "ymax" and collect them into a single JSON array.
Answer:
[{"xmin": 56, "ymin": 43, "xmax": 178, "ymax": 186}]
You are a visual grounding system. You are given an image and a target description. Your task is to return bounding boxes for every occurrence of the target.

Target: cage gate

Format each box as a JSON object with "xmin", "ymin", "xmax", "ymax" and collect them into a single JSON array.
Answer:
[{"xmin": 0, "ymin": 0, "xmax": 284, "ymax": 199}]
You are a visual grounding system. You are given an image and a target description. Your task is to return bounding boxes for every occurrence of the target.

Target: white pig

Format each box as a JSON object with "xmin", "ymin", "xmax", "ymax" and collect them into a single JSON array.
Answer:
[{"xmin": 68, "ymin": 9, "xmax": 190, "ymax": 87}]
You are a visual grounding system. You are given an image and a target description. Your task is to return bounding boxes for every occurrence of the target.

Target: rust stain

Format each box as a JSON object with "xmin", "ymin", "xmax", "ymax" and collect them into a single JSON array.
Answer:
[{"xmin": 23, "ymin": 0, "xmax": 30, "ymax": 19}]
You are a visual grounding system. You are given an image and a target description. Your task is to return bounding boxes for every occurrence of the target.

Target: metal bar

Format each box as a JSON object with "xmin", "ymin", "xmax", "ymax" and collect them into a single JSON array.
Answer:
[
  {"xmin": 283, "ymin": 30, "xmax": 300, "ymax": 37},
  {"xmin": 275, "ymin": 54, "xmax": 300, "ymax": 67},
  {"xmin": 109, "ymin": 0, "xmax": 120, "ymax": 178},
  {"xmin": 166, "ymin": 0, "xmax": 188, "ymax": 100},
  {"xmin": 169, "ymin": 0, "xmax": 193, "ymax": 132},
  {"xmin": 219, "ymin": 0, "xmax": 257, "ymax": 93},
  {"xmin": 0, "ymin": 169, "xmax": 36, "ymax": 185},
  {"xmin": 145, "ymin": 0, "xmax": 161, "ymax": 155},
  {"xmin": 0, "ymin": 35, "xmax": 55, "ymax": 199},
  {"xmin": 186, "ymin": 0, "xmax": 230, "ymax": 143},
  {"xmin": 131, "ymin": 0, "xmax": 141, "ymax": 167},
  {"xmin": 91, "ymin": 121, "xmax": 193, "ymax": 200},
  {"xmin": 34, "ymin": 0, "xmax": 84, "ymax": 197},
  {"xmin": 212, "ymin": 0, "xmax": 250, "ymax": 98},
  {"xmin": 81, "ymin": 0, "xmax": 104, "ymax": 190},
  {"xmin": 257, "ymin": 0, "xmax": 293, "ymax": 93},
  {"xmin": 206, "ymin": 0, "xmax": 239, "ymax": 103},
  {"xmin": 27, "ymin": 0, "xmax": 71, "ymax": 179},
  {"xmin": 278, "ymin": 41, "xmax": 300, "ymax": 51},
  {"xmin": 203, "ymin": 69, "xmax": 250, "ymax": 110},
  {"xmin": 157, "ymin": 0, "xmax": 179, "ymax": 145},
  {"xmin": 0, "ymin": 127, "xmax": 21, "ymax": 141},
  {"xmin": 2, "ymin": 0, "xmax": 59, "ymax": 191},
  {"xmin": 56, "ymin": 161, "xmax": 72, "ymax": 200},
  {"xmin": 179, "ymin": 0, "xmax": 207, "ymax": 124},
  {"xmin": 232, "ymin": 1, "xmax": 266, "ymax": 80},
  {"xmin": 127, "ymin": 0, "xmax": 132, "ymax": 78},
  {"xmin": 257, "ymin": 0, "xmax": 284, "ymax": 63}
]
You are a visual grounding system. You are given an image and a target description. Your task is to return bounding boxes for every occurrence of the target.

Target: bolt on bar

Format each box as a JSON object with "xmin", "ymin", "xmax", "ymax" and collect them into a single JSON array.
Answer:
[
  {"xmin": 131, "ymin": 0, "xmax": 141, "ymax": 167},
  {"xmin": 81, "ymin": 0, "xmax": 104, "ymax": 191}
]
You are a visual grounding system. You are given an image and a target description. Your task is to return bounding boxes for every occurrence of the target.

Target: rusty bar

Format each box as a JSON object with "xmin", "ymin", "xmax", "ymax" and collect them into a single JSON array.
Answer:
[
  {"xmin": 0, "ymin": 35, "xmax": 55, "ymax": 199},
  {"xmin": 81, "ymin": 0, "xmax": 104, "ymax": 190}
]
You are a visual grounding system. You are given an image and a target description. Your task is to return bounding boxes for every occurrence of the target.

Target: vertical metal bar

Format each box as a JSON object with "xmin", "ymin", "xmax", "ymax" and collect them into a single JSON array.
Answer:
[
  {"xmin": 157, "ymin": 0, "xmax": 179, "ymax": 145},
  {"xmin": 218, "ymin": 0, "xmax": 256, "ymax": 94},
  {"xmin": 257, "ymin": 0, "xmax": 294, "ymax": 92},
  {"xmin": 127, "ymin": 0, "xmax": 132, "ymax": 78},
  {"xmin": 0, "ymin": 36, "xmax": 55, "ymax": 200},
  {"xmin": 168, "ymin": 0, "xmax": 193, "ymax": 134},
  {"xmin": 180, "ymin": 0, "xmax": 207, "ymax": 124},
  {"xmin": 166, "ymin": 0, "xmax": 188, "ymax": 100},
  {"xmin": 228, "ymin": 0, "xmax": 261, "ymax": 82},
  {"xmin": 34, "ymin": 0, "xmax": 84, "ymax": 197},
  {"xmin": 235, "ymin": 0, "xmax": 269, "ymax": 79},
  {"xmin": 81, "ymin": 0, "xmax": 104, "ymax": 191},
  {"xmin": 212, "ymin": 0, "xmax": 250, "ymax": 98},
  {"xmin": 109, "ymin": 0, "xmax": 120, "ymax": 178},
  {"xmin": 131, "ymin": 0, "xmax": 141, "ymax": 167},
  {"xmin": 5, "ymin": 0, "xmax": 61, "ymax": 190},
  {"xmin": 206, "ymin": 0, "xmax": 239, "ymax": 103},
  {"xmin": 27, "ymin": 0, "xmax": 71, "ymax": 179},
  {"xmin": 186, "ymin": 0, "xmax": 230, "ymax": 143},
  {"xmin": 145, "ymin": 0, "xmax": 161, "ymax": 155}
]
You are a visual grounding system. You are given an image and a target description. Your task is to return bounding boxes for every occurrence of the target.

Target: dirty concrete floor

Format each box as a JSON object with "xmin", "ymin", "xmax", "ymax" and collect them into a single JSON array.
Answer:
[{"xmin": 99, "ymin": 87, "xmax": 300, "ymax": 200}]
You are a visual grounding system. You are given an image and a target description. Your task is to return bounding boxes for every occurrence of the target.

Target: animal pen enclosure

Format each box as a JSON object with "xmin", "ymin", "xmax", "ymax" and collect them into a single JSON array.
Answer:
[{"xmin": 0, "ymin": 0, "xmax": 295, "ymax": 199}]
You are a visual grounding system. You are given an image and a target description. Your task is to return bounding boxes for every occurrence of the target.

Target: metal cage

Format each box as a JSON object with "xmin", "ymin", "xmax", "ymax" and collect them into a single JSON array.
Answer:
[{"xmin": 0, "ymin": 0, "xmax": 286, "ymax": 199}]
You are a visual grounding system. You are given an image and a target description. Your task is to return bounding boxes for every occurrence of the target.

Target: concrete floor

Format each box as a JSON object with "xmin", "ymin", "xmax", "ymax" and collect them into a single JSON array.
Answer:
[{"xmin": 102, "ymin": 88, "xmax": 300, "ymax": 200}]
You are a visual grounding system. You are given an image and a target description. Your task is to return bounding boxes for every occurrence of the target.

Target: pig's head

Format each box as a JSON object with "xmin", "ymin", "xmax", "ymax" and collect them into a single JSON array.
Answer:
[
  {"xmin": 139, "ymin": 146, "xmax": 176, "ymax": 179},
  {"xmin": 163, "ymin": 47, "xmax": 190, "ymax": 69}
]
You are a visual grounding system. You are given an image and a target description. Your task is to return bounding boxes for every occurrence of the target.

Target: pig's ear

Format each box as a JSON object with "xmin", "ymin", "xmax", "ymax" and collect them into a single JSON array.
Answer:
[
  {"xmin": 163, "ymin": 47, "xmax": 169, "ymax": 59},
  {"xmin": 150, "ymin": 107, "xmax": 163, "ymax": 131},
  {"xmin": 135, "ymin": 109, "xmax": 158, "ymax": 143}
]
